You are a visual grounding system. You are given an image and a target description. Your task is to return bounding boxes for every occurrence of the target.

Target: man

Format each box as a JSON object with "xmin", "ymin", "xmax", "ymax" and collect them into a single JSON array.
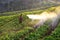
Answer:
[{"xmin": 19, "ymin": 14, "xmax": 23, "ymax": 23}]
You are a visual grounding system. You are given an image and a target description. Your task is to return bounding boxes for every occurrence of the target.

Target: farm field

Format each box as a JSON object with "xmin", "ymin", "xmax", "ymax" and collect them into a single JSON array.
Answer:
[{"xmin": 0, "ymin": 6, "xmax": 60, "ymax": 40}]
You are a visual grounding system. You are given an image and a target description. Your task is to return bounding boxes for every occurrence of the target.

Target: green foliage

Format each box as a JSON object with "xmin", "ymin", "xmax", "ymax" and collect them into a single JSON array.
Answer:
[
  {"xmin": 45, "ymin": 7, "xmax": 55, "ymax": 12},
  {"xmin": 44, "ymin": 23, "xmax": 60, "ymax": 40},
  {"xmin": 24, "ymin": 25, "xmax": 49, "ymax": 40}
]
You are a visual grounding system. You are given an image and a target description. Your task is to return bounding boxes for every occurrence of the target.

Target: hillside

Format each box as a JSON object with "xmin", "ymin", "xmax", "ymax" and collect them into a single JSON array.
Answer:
[
  {"xmin": 0, "ymin": 6, "xmax": 60, "ymax": 40},
  {"xmin": 0, "ymin": 0, "xmax": 60, "ymax": 12}
]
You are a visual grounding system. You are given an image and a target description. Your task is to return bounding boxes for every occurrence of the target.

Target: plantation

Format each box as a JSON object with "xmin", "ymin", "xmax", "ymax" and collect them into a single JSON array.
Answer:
[{"xmin": 0, "ymin": 6, "xmax": 60, "ymax": 40}]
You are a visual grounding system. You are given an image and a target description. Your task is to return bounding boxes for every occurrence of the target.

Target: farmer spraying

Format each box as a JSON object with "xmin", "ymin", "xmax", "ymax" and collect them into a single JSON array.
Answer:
[{"xmin": 19, "ymin": 14, "xmax": 23, "ymax": 23}]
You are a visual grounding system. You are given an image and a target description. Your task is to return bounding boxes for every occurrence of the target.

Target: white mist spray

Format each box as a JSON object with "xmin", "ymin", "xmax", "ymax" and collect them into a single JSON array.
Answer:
[{"xmin": 27, "ymin": 11, "xmax": 60, "ymax": 29}]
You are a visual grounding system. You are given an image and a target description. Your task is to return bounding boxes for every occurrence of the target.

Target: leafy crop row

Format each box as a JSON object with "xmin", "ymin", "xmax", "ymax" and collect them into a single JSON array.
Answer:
[{"xmin": 44, "ymin": 23, "xmax": 60, "ymax": 40}]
